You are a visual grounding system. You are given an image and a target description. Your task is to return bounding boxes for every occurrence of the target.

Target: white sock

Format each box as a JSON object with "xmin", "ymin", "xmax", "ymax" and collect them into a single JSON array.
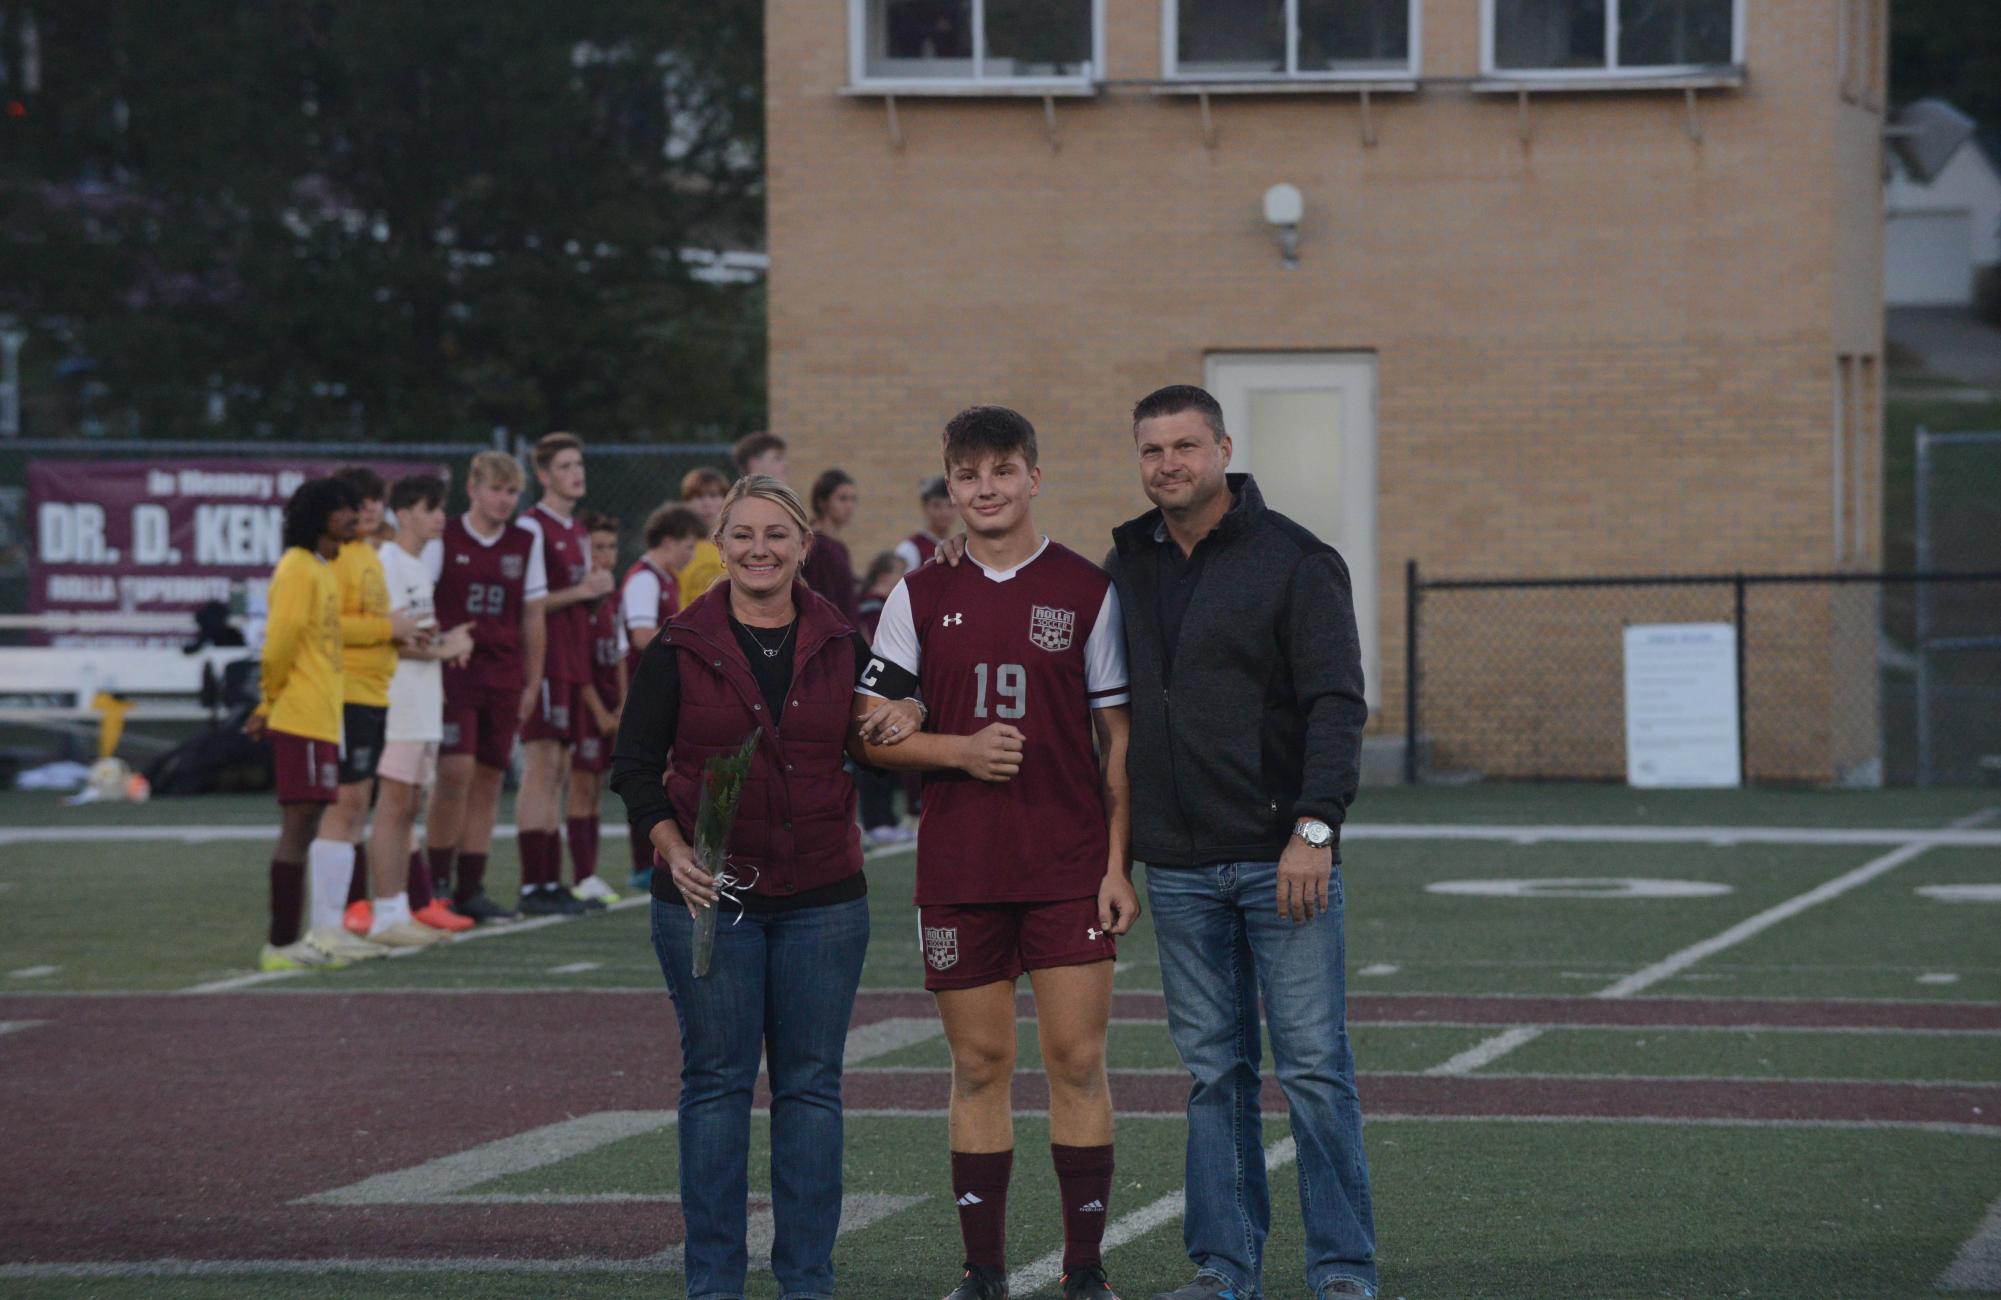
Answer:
[
  {"xmin": 307, "ymin": 838, "xmax": 354, "ymax": 932},
  {"xmin": 371, "ymin": 892, "xmax": 411, "ymax": 934}
]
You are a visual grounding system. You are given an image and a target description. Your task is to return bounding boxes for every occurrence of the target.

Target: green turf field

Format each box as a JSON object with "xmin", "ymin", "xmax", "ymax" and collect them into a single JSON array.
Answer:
[{"xmin": 1, "ymin": 783, "xmax": 1998, "ymax": 1298}]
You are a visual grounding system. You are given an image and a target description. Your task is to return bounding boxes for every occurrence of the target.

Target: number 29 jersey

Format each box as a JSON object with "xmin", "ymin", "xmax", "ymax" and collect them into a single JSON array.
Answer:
[{"xmin": 863, "ymin": 538, "xmax": 1128, "ymax": 906}]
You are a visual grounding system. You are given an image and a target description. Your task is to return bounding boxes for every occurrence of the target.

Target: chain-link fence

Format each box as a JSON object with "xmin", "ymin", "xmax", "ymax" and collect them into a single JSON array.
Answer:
[
  {"xmin": 0, "ymin": 436, "xmax": 734, "ymax": 621},
  {"xmin": 1404, "ymin": 567, "xmax": 2001, "ymax": 787}
]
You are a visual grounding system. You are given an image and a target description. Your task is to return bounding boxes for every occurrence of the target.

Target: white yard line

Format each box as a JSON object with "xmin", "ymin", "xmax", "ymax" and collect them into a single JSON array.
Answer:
[
  {"xmin": 1938, "ymin": 1193, "xmax": 2001, "ymax": 1292},
  {"xmin": 842, "ymin": 1016, "xmax": 945, "ymax": 1065},
  {"xmin": 1429, "ymin": 807, "xmax": 1999, "ymax": 1077},
  {"xmin": 1009, "ymin": 1137, "xmax": 1297, "ymax": 1297},
  {"xmin": 0, "ymin": 1019, "xmax": 48, "ymax": 1037},
  {"xmin": 11, "ymin": 819, "xmax": 2001, "ymax": 848}
]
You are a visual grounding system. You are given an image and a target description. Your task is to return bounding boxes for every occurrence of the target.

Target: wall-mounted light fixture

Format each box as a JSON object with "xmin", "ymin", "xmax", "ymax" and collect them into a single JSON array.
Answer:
[{"xmin": 1263, "ymin": 183, "xmax": 1302, "ymax": 270}]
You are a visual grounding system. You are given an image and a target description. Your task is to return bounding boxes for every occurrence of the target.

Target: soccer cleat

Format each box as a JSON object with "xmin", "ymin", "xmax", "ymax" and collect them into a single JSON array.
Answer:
[
  {"xmin": 308, "ymin": 926, "xmax": 393, "ymax": 963},
  {"xmin": 629, "ymin": 866, "xmax": 654, "ymax": 893},
  {"xmin": 520, "ymin": 884, "xmax": 593, "ymax": 916},
  {"xmin": 943, "ymin": 1265, "xmax": 1009, "ymax": 1300},
  {"xmin": 1150, "ymin": 1277, "xmax": 1241, "ymax": 1300},
  {"xmin": 259, "ymin": 936, "xmax": 347, "ymax": 972},
  {"xmin": 343, "ymin": 899, "xmax": 373, "ymax": 935},
  {"xmin": 572, "ymin": 875, "xmax": 620, "ymax": 904},
  {"xmin": 863, "ymin": 824, "xmax": 901, "ymax": 846},
  {"xmin": 369, "ymin": 920, "xmax": 449, "ymax": 949},
  {"xmin": 1062, "ymin": 1267, "xmax": 1121, "ymax": 1300},
  {"xmin": 451, "ymin": 890, "xmax": 520, "ymax": 924},
  {"xmin": 414, "ymin": 899, "xmax": 474, "ymax": 933}
]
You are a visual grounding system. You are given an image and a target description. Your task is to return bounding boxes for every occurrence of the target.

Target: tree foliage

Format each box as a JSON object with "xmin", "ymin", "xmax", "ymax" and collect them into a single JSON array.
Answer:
[{"xmin": 0, "ymin": 0, "xmax": 764, "ymax": 442}]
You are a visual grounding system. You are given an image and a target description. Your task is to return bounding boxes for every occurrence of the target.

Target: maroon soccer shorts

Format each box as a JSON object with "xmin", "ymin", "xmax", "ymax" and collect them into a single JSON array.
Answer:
[
  {"xmin": 571, "ymin": 716, "xmax": 611, "ymax": 774},
  {"xmin": 270, "ymin": 730, "xmax": 340, "ymax": 805},
  {"xmin": 441, "ymin": 688, "xmax": 522, "ymax": 770},
  {"xmin": 519, "ymin": 681, "xmax": 579, "ymax": 746},
  {"xmin": 917, "ymin": 896, "xmax": 1117, "ymax": 992}
]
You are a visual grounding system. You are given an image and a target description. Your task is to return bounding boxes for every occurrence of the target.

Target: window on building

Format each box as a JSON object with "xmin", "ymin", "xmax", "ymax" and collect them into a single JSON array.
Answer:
[
  {"xmin": 1489, "ymin": 0, "xmax": 1737, "ymax": 75},
  {"xmin": 1171, "ymin": 0, "xmax": 1416, "ymax": 79},
  {"xmin": 855, "ymin": 0, "xmax": 1097, "ymax": 85}
]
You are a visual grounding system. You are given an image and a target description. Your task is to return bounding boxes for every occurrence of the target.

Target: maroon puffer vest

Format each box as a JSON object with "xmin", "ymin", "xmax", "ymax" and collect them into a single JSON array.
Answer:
[{"xmin": 659, "ymin": 582, "xmax": 863, "ymax": 899}]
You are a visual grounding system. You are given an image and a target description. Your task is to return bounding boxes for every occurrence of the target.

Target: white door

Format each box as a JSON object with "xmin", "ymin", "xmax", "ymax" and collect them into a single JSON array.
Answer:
[
  {"xmin": 1205, "ymin": 353, "xmax": 1379, "ymax": 713},
  {"xmin": 1885, "ymin": 210, "xmax": 1974, "ymax": 306}
]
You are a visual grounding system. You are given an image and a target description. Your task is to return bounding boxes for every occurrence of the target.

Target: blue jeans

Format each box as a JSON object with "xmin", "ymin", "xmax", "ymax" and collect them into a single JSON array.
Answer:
[
  {"xmin": 651, "ymin": 895, "xmax": 870, "ymax": 1300},
  {"xmin": 1146, "ymin": 862, "xmax": 1377, "ymax": 1298}
]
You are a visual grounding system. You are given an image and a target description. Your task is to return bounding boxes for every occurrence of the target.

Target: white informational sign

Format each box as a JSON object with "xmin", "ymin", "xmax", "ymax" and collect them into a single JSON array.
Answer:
[{"xmin": 1623, "ymin": 622, "xmax": 1742, "ymax": 788}]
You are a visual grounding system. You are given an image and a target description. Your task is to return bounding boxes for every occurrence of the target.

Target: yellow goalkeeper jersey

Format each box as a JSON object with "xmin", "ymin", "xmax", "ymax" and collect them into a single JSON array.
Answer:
[
  {"xmin": 675, "ymin": 539, "xmax": 724, "ymax": 610},
  {"xmin": 259, "ymin": 547, "xmax": 344, "ymax": 743},
  {"xmin": 333, "ymin": 538, "xmax": 396, "ymax": 707}
]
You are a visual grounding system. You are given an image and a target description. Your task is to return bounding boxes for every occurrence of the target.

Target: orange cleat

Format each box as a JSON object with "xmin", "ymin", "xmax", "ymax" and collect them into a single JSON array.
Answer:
[
  {"xmin": 343, "ymin": 899, "xmax": 373, "ymax": 936},
  {"xmin": 414, "ymin": 899, "xmax": 474, "ymax": 933}
]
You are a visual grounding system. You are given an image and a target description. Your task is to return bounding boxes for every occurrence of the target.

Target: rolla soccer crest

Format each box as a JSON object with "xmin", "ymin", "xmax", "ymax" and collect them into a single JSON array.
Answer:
[
  {"xmin": 500, "ymin": 554, "xmax": 525, "ymax": 580},
  {"xmin": 923, "ymin": 925, "xmax": 959, "ymax": 970},
  {"xmin": 1028, "ymin": 605, "xmax": 1075, "ymax": 653}
]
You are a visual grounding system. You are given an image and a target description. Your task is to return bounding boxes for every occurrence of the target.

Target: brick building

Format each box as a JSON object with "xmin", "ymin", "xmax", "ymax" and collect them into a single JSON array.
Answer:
[{"xmin": 767, "ymin": 0, "xmax": 1889, "ymax": 780}]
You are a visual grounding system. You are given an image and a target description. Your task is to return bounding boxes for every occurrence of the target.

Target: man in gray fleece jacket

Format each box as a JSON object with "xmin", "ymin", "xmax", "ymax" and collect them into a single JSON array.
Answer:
[{"xmin": 1107, "ymin": 385, "xmax": 1377, "ymax": 1300}]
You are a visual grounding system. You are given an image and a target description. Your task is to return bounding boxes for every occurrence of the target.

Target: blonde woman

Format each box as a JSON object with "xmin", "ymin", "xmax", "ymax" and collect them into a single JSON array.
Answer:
[{"xmin": 611, "ymin": 475, "xmax": 919, "ymax": 1300}]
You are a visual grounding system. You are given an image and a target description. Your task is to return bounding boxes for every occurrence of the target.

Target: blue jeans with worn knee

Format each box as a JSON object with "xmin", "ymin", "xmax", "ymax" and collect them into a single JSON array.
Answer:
[
  {"xmin": 1146, "ymin": 861, "xmax": 1377, "ymax": 1299},
  {"xmin": 652, "ymin": 895, "xmax": 870, "ymax": 1300}
]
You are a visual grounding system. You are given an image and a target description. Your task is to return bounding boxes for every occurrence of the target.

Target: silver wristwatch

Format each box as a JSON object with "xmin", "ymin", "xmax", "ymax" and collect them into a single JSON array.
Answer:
[{"xmin": 1293, "ymin": 817, "xmax": 1334, "ymax": 849}]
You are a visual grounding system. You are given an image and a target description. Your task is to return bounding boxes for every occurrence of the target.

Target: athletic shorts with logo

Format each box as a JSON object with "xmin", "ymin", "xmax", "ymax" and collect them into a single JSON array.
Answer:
[
  {"xmin": 441, "ymin": 687, "xmax": 521, "ymax": 770},
  {"xmin": 376, "ymin": 740, "xmax": 439, "ymax": 788},
  {"xmin": 917, "ymin": 895, "xmax": 1116, "ymax": 992},
  {"xmin": 336, "ymin": 703, "xmax": 388, "ymax": 784},
  {"xmin": 518, "ymin": 680, "xmax": 580, "ymax": 746},
  {"xmin": 572, "ymin": 716, "xmax": 611, "ymax": 774},
  {"xmin": 270, "ymin": 730, "xmax": 340, "ymax": 805}
]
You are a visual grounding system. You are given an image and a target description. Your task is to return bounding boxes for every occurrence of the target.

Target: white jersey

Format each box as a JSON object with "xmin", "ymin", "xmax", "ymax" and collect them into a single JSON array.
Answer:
[{"xmin": 381, "ymin": 542, "xmax": 444, "ymax": 743}]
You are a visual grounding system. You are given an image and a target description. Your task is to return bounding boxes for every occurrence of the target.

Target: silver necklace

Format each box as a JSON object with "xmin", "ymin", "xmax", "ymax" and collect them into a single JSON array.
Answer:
[{"xmin": 741, "ymin": 619, "xmax": 795, "ymax": 659}]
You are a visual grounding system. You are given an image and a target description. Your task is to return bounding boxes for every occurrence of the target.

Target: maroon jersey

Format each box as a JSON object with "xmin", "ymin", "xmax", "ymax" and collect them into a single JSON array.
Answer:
[
  {"xmin": 862, "ymin": 540, "xmax": 1129, "ymax": 905},
  {"xmin": 620, "ymin": 558, "xmax": 678, "ymax": 678},
  {"xmin": 523, "ymin": 504, "xmax": 592, "ymax": 685},
  {"xmin": 431, "ymin": 515, "xmax": 547, "ymax": 698},
  {"xmin": 588, "ymin": 593, "xmax": 624, "ymax": 710}
]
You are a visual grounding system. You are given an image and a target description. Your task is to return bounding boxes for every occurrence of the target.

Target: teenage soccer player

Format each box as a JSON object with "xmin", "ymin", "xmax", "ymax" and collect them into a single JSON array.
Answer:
[
  {"xmin": 894, "ymin": 475, "xmax": 956, "ymax": 573},
  {"xmin": 321, "ymin": 466, "xmax": 419, "ymax": 938},
  {"xmin": 514, "ymin": 432, "xmax": 612, "ymax": 916},
  {"xmin": 857, "ymin": 406, "xmax": 1136, "ymax": 1300},
  {"xmin": 425, "ymin": 449, "xmax": 548, "ymax": 924},
  {"xmin": 368, "ymin": 473, "xmax": 476, "ymax": 941},
  {"xmin": 565, "ymin": 511, "xmax": 627, "ymax": 903},
  {"xmin": 732, "ymin": 430, "xmax": 788, "ymax": 482},
  {"xmin": 676, "ymin": 466, "xmax": 730, "ymax": 604},
  {"xmin": 249, "ymin": 476, "xmax": 390, "ymax": 969},
  {"xmin": 618, "ymin": 503, "xmax": 701, "ymax": 889}
]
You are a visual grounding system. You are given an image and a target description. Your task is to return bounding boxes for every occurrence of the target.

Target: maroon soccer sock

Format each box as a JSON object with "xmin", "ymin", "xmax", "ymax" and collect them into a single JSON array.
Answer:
[
  {"xmin": 407, "ymin": 850, "xmax": 433, "ymax": 910},
  {"xmin": 428, "ymin": 846, "xmax": 456, "ymax": 898},
  {"xmin": 567, "ymin": 816, "xmax": 597, "ymax": 883},
  {"xmin": 950, "ymin": 1149, "xmax": 1013, "ymax": 1273},
  {"xmin": 1052, "ymin": 1143, "xmax": 1114, "ymax": 1272},
  {"xmin": 268, "ymin": 859, "xmax": 305, "ymax": 947},
  {"xmin": 517, "ymin": 830, "xmax": 551, "ymax": 891},
  {"xmin": 346, "ymin": 844, "xmax": 369, "ymax": 906},
  {"xmin": 455, "ymin": 851, "xmax": 488, "ymax": 904}
]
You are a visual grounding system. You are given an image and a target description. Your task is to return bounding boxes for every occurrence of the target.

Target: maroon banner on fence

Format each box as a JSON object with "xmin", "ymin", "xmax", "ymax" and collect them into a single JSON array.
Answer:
[{"xmin": 28, "ymin": 458, "xmax": 448, "ymax": 646}]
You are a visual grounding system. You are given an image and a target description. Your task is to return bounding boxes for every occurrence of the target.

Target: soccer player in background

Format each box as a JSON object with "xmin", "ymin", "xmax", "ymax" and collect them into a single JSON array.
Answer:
[
  {"xmin": 894, "ymin": 475, "xmax": 956, "ymax": 573},
  {"xmin": 856, "ymin": 406, "xmax": 1135, "ymax": 1300},
  {"xmin": 804, "ymin": 468, "xmax": 861, "ymax": 625},
  {"xmin": 731, "ymin": 430, "xmax": 788, "ymax": 482},
  {"xmin": 320, "ymin": 466, "xmax": 418, "ymax": 938},
  {"xmin": 566, "ymin": 511, "xmax": 627, "ymax": 904},
  {"xmin": 368, "ymin": 473, "xmax": 475, "ymax": 942},
  {"xmin": 425, "ymin": 448, "xmax": 547, "ymax": 924},
  {"xmin": 619, "ymin": 503, "xmax": 703, "ymax": 890},
  {"xmin": 675, "ymin": 466, "xmax": 730, "ymax": 606},
  {"xmin": 248, "ymin": 476, "xmax": 389, "ymax": 969},
  {"xmin": 513, "ymin": 433, "xmax": 613, "ymax": 916}
]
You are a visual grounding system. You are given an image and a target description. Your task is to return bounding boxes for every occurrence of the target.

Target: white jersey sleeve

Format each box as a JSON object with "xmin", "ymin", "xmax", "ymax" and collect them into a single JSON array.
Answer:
[
  {"xmin": 522, "ymin": 527, "xmax": 549, "ymax": 602},
  {"xmin": 622, "ymin": 568, "xmax": 663, "ymax": 629},
  {"xmin": 892, "ymin": 538, "xmax": 923, "ymax": 573},
  {"xmin": 421, "ymin": 537, "xmax": 444, "ymax": 583},
  {"xmin": 856, "ymin": 578, "xmax": 919, "ymax": 700},
  {"xmin": 1084, "ymin": 585, "xmax": 1130, "ymax": 708}
]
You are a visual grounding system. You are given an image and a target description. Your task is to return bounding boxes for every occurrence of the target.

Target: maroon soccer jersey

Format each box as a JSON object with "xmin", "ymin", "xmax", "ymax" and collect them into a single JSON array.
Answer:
[
  {"xmin": 523, "ymin": 504, "xmax": 592, "ymax": 685},
  {"xmin": 620, "ymin": 558, "xmax": 678, "ymax": 678},
  {"xmin": 430, "ymin": 515, "xmax": 547, "ymax": 699},
  {"xmin": 588, "ymin": 592, "xmax": 624, "ymax": 710},
  {"xmin": 862, "ymin": 539, "xmax": 1129, "ymax": 906}
]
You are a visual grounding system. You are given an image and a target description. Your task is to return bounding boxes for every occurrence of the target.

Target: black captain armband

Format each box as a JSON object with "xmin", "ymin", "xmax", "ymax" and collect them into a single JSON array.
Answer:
[{"xmin": 859, "ymin": 655, "xmax": 920, "ymax": 702}]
